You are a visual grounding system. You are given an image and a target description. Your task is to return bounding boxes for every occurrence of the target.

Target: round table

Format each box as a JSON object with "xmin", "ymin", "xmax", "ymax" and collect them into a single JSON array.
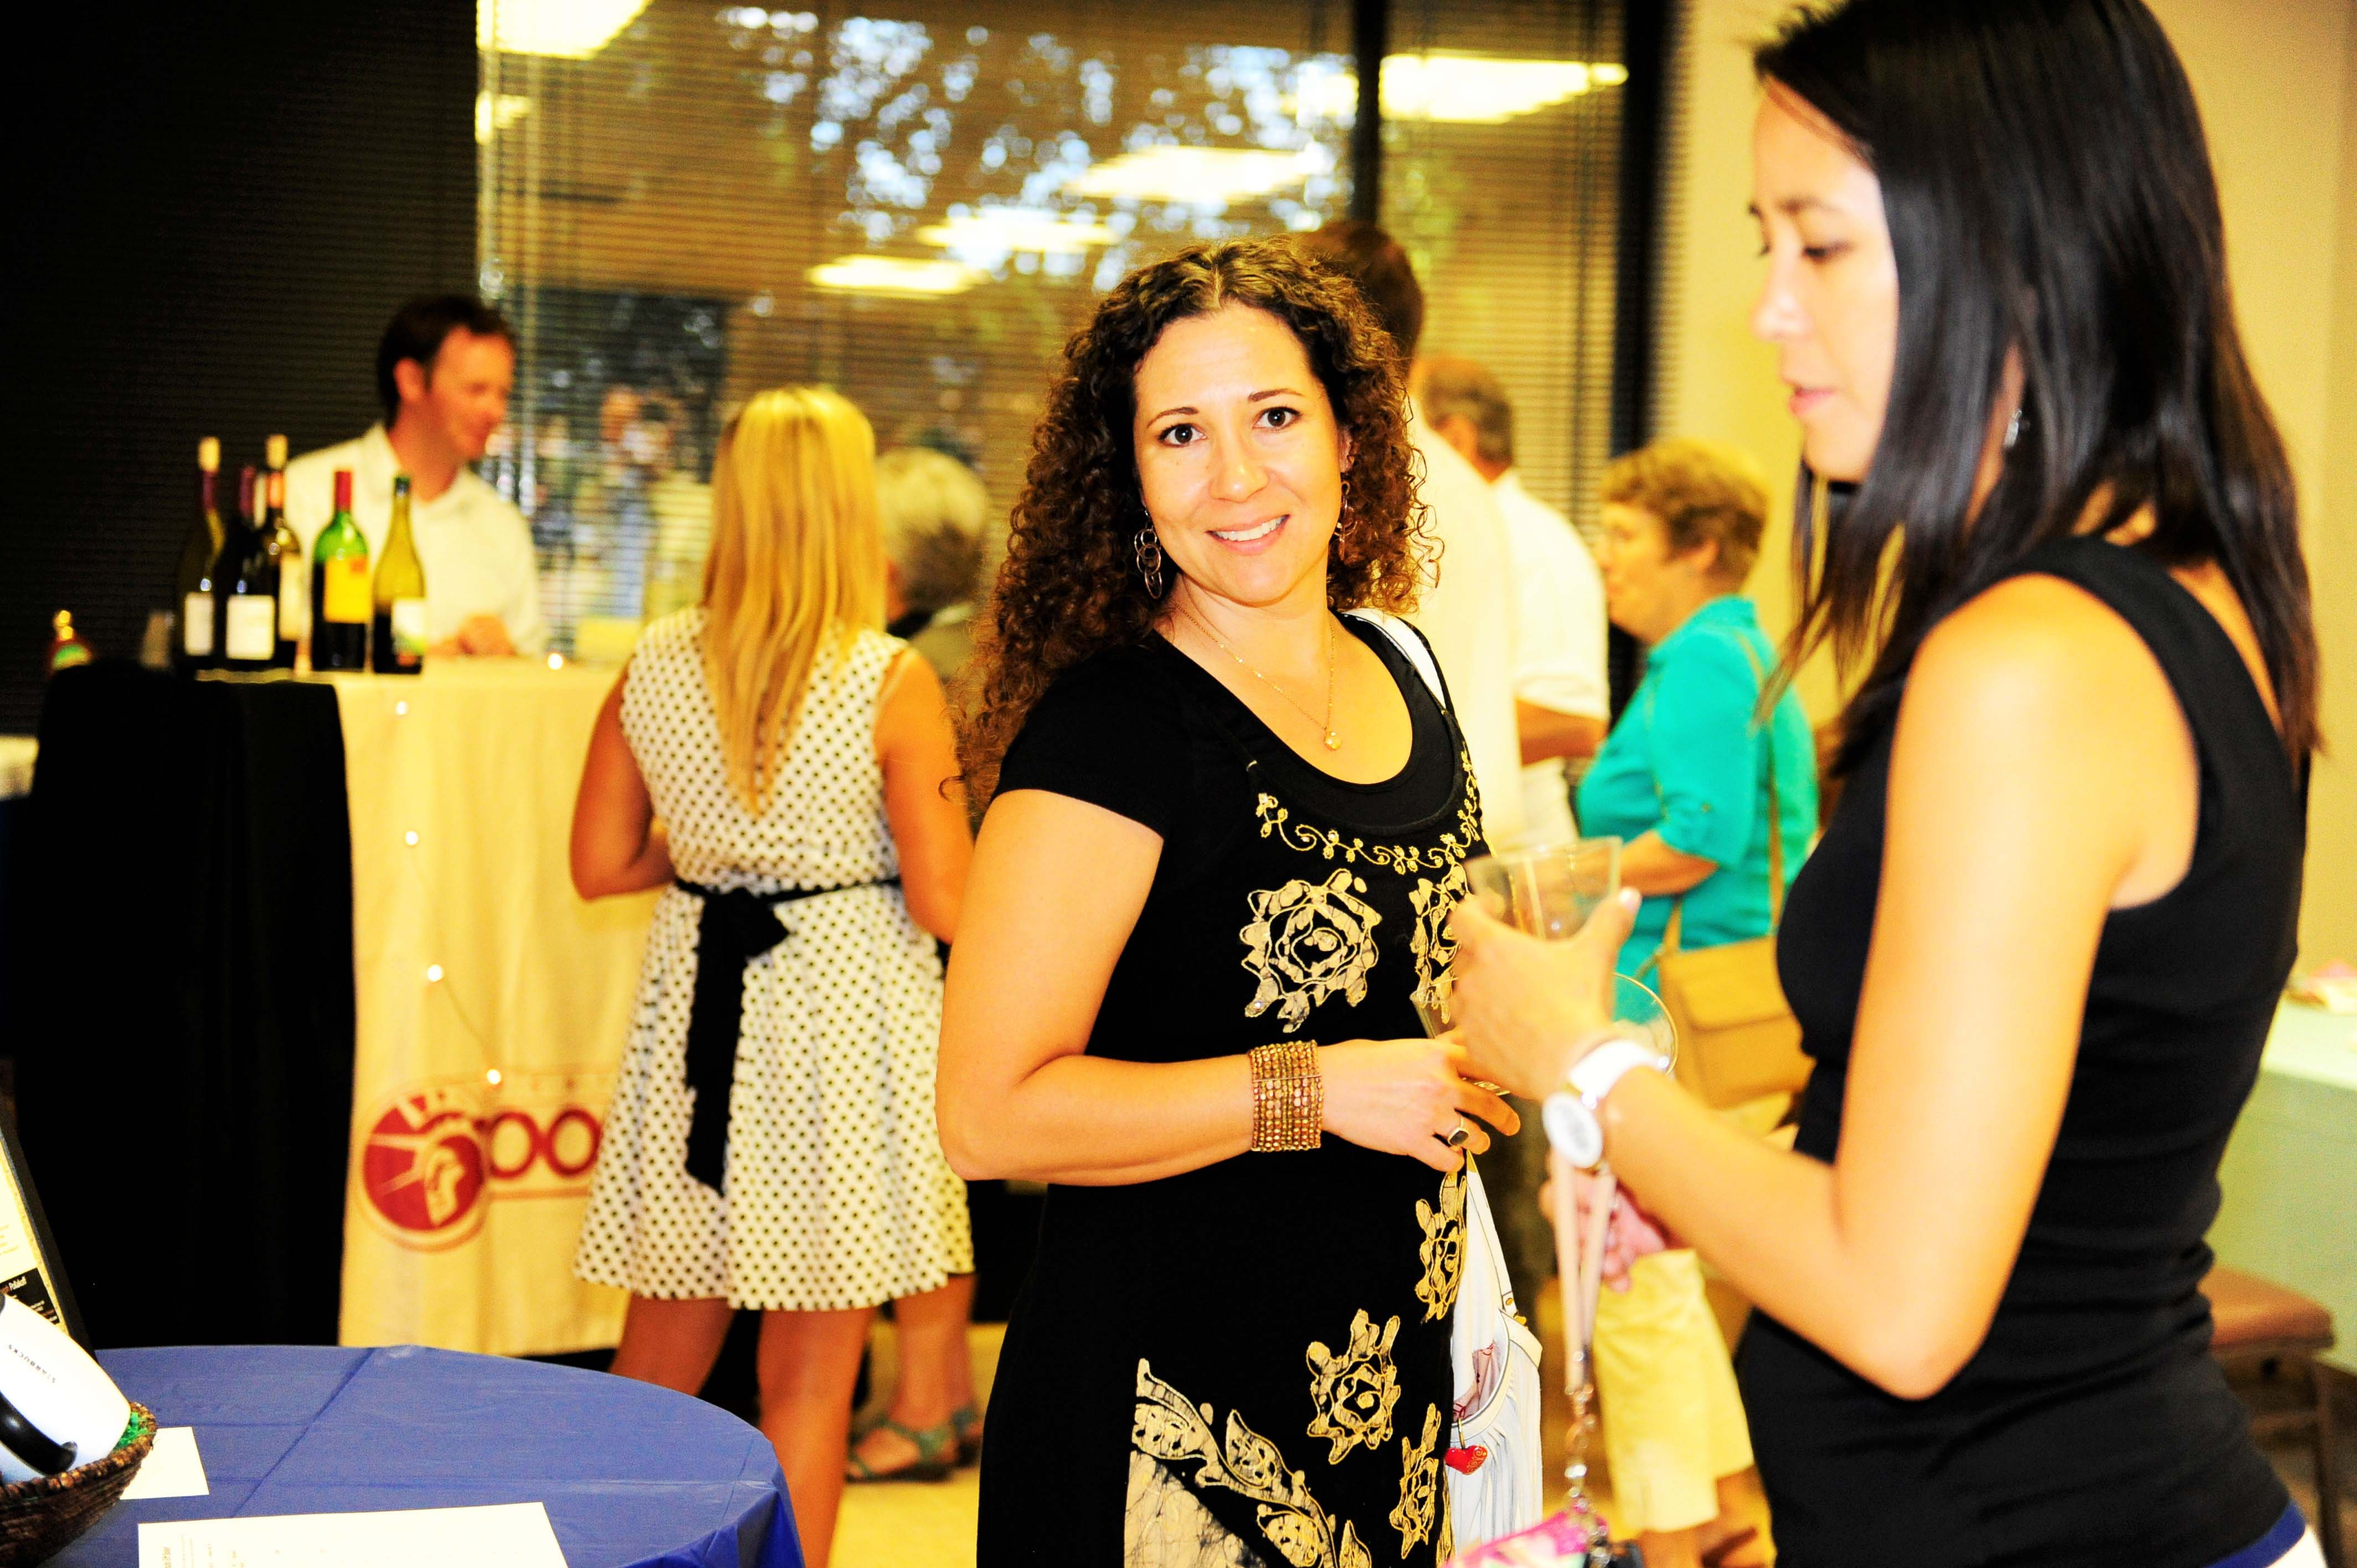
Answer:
[{"xmin": 55, "ymin": 1345, "xmax": 800, "ymax": 1567}]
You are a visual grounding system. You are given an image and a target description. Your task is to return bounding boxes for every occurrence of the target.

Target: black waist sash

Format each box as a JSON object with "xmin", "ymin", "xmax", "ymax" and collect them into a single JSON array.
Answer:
[{"xmin": 674, "ymin": 875, "xmax": 900, "ymax": 1190}]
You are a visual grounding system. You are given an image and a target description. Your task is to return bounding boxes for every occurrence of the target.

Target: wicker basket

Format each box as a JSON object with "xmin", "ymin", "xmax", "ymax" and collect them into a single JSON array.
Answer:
[{"xmin": 0, "ymin": 1402, "xmax": 156, "ymax": 1565}]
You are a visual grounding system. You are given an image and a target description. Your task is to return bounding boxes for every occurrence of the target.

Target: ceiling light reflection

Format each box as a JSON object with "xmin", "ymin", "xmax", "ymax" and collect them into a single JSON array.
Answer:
[
  {"xmin": 807, "ymin": 255, "xmax": 982, "ymax": 296},
  {"xmin": 1295, "ymin": 55, "xmax": 1629, "ymax": 124},
  {"xmin": 475, "ymin": 93, "xmax": 532, "ymax": 144},
  {"xmin": 915, "ymin": 208, "xmax": 1118, "ymax": 257},
  {"xmin": 478, "ymin": 0, "xmax": 651, "ymax": 60},
  {"xmin": 1064, "ymin": 146, "xmax": 1325, "ymax": 204}
]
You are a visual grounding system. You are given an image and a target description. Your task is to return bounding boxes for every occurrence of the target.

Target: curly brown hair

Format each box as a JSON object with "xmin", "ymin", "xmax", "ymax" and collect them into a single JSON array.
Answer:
[{"xmin": 960, "ymin": 235, "xmax": 1432, "ymax": 802}]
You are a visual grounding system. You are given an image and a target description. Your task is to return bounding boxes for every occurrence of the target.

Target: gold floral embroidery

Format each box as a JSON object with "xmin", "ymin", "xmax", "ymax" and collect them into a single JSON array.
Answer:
[
  {"xmin": 1241, "ymin": 870, "xmax": 1383, "ymax": 1033},
  {"xmin": 1390, "ymin": 1405, "xmax": 1442, "ymax": 1555},
  {"xmin": 1133, "ymin": 1361, "xmax": 1370, "ymax": 1568},
  {"xmin": 1252, "ymin": 751, "xmax": 1484, "ymax": 875},
  {"xmin": 1305, "ymin": 1309, "xmax": 1402, "ymax": 1463},
  {"xmin": 1408, "ymin": 862, "xmax": 1469, "ymax": 1017},
  {"xmin": 1415, "ymin": 1164, "xmax": 1468, "ymax": 1322}
]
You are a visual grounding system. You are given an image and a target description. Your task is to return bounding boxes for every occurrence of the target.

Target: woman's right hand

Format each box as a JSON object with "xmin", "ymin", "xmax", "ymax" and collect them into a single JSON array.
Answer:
[{"xmin": 1318, "ymin": 1039, "xmax": 1519, "ymax": 1172}]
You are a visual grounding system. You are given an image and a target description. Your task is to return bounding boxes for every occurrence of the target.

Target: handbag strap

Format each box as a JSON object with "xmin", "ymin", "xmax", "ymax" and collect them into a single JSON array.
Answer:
[{"xmin": 1656, "ymin": 630, "xmax": 1785, "ymax": 962}]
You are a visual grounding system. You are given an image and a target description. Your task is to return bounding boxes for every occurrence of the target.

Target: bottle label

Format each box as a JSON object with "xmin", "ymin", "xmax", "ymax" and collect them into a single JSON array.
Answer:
[
  {"xmin": 225, "ymin": 595, "xmax": 276, "ymax": 661},
  {"xmin": 391, "ymin": 599, "xmax": 430, "ymax": 658},
  {"xmin": 277, "ymin": 558, "xmax": 306, "ymax": 638},
  {"xmin": 322, "ymin": 557, "xmax": 370, "ymax": 623},
  {"xmin": 182, "ymin": 592, "xmax": 214, "ymax": 656}
]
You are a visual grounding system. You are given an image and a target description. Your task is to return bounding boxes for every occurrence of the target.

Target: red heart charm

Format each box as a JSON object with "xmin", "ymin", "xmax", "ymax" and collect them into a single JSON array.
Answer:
[{"xmin": 1444, "ymin": 1445, "xmax": 1489, "ymax": 1474}]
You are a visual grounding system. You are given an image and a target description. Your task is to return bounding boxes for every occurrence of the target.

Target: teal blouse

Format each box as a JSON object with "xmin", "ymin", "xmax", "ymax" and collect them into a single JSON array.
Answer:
[{"xmin": 1574, "ymin": 595, "xmax": 1818, "ymax": 977}]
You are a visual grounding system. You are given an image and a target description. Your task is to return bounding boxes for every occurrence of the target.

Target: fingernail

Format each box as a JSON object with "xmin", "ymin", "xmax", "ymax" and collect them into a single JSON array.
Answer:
[{"xmin": 1618, "ymin": 888, "xmax": 1641, "ymax": 912}]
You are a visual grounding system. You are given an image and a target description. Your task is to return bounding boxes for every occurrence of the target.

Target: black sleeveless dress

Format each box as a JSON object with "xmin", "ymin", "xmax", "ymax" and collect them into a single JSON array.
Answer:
[
  {"xmin": 1741, "ymin": 538, "xmax": 2303, "ymax": 1566},
  {"xmin": 976, "ymin": 613, "xmax": 1484, "ymax": 1568}
]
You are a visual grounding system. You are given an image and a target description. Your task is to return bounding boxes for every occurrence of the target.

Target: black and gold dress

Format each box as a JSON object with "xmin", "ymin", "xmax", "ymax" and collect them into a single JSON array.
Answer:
[{"xmin": 977, "ymin": 612, "xmax": 1483, "ymax": 1568}]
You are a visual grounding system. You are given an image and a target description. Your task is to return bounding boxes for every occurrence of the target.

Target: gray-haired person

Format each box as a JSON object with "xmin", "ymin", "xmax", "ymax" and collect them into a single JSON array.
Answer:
[{"xmin": 878, "ymin": 447, "xmax": 991, "ymax": 689}]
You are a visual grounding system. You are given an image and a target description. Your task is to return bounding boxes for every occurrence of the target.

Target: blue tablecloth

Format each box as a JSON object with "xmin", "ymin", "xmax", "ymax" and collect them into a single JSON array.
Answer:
[{"xmin": 58, "ymin": 1345, "xmax": 800, "ymax": 1567}]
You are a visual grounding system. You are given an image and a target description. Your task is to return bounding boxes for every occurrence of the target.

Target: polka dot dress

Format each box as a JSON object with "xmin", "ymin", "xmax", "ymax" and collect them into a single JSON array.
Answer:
[{"xmin": 574, "ymin": 610, "xmax": 974, "ymax": 1310}]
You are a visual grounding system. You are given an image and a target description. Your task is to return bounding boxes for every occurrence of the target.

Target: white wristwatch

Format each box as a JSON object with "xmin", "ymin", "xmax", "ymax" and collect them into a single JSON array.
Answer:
[{"xmin": 1541, "ymin": 1029, "xmax": 1670, "ymax": 1170}]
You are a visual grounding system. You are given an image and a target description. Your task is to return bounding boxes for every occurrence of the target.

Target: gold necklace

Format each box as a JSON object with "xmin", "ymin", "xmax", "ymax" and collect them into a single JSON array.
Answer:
[{"xmin": 1177, "ymin": 601, "xmax": 1341, "ymax": 751}]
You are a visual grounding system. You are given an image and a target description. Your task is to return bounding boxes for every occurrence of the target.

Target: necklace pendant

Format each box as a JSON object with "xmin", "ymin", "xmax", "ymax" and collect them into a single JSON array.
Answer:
[{"xmin": 1324, "ymin": 731, "xmax": 1341, "ymax": 751}]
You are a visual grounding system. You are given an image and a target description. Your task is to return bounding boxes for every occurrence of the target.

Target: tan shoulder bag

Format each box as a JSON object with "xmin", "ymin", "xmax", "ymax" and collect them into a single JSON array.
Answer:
[{"xmin": 1644, "ymin": 638, "xmax": 1812, "ymax": 1111}]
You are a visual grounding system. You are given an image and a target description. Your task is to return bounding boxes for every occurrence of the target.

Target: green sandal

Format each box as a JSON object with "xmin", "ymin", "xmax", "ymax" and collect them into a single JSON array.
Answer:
[
  {"xmin": 845, "ymin": 1416, "xmax": 959, "ymax": 1483},
  {"xmin": 951, "ymin": 1402, "xmax": 982, "ymax": 1466}
]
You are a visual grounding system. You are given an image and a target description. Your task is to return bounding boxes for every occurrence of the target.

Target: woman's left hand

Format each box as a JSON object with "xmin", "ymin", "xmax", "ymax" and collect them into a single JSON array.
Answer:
[{"xmin": 1448, "ymin": 888, "xmax": 1638, "ymax": 1097}]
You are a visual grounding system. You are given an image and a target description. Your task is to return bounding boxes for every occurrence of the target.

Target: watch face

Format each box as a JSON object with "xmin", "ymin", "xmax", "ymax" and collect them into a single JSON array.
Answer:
[{"xmin": 1541, "ymin": 1091, "xmax": 1603, "ymax": 1168}]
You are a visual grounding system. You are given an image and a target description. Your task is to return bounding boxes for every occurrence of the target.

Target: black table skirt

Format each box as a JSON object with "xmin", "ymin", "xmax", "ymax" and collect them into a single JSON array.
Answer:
[{"xmin": 7, "ymin": 661, "xmax": 354, "ymax": 1348}]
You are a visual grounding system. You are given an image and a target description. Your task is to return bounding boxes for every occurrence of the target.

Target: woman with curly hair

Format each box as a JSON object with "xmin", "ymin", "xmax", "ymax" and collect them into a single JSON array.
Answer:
[{"xmin": 939, "ymin": 235, "xmax": 1518, "ymax": 1565}]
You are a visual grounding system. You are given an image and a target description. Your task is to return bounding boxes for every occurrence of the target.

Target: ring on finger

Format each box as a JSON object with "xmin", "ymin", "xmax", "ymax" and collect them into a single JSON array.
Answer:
[{"xmin": 1443, "ymin": 1118, "xmax": 1473, "ymax": 1149}]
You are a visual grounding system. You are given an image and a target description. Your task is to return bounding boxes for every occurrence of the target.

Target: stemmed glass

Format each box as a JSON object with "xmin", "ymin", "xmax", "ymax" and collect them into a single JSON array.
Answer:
[{"xmin": 1437, "ymin": 838, "xmax": 1672, "ymax": 1566}]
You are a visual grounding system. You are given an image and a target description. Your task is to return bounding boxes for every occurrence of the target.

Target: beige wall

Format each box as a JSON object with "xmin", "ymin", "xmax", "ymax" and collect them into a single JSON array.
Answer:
[{"xmin": 1661, "ymin": 0, "xmax": 2357, "ymax": 963}]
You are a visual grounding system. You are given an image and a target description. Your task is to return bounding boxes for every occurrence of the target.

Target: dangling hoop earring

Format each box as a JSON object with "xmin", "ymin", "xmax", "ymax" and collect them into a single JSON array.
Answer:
[
  {"xmin": 1334, "ymin": 473, "xmax": 1356, "ymax": 558},
  {"xmin": 1134, "ymin": 525, "xmax": 1166, "ymax": 597}
]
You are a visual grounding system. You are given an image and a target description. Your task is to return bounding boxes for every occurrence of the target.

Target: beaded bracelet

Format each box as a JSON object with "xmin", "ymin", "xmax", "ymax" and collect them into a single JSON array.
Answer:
[{"xmin": 1249, "ymin": 1041, "xmax": 1323, "ymax": 1152}]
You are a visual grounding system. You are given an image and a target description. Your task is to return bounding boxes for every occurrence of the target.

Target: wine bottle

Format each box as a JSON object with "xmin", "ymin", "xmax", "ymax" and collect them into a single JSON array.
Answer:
[
  {"xmin": 217, "ymin": 466, "xmax": 281, "ymax": 672},
  {"xmin": 264, "ymin": 434, "xmax": 301, "ymax": 668},
  {"xmin": 46, "ymin": 611, "xmax": 92, "ymax": 675},
  {"xmin": 310, "ymin": 468, "xmax": 370, "ymax": 671},
  {"xmin": 371, "ymin": 474, "xmax": 427, "ymax": 674},
  {"xmin": 172, "ymin": 437, "xmax": 224, "ymax": 673}
]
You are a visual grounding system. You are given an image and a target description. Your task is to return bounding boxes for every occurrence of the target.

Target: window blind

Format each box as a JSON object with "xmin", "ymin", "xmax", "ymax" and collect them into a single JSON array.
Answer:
[
  {"xmin": 478, "ymin": 0, "xmax": 1631, "ymax": 654},
  {"xmin": 1383, "ymin": 0, "xmax": 1627, "ymax": 541}
]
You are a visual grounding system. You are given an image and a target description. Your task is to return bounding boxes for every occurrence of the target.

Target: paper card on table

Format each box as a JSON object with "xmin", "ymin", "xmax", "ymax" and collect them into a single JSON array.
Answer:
[
  {"xmin": 137, "ymin": 1500, "xmax": 567, "ymax": 1567},
  {"xmin": 120, "ymin": 1426, "xmax": 209, "ymax": 1499}
]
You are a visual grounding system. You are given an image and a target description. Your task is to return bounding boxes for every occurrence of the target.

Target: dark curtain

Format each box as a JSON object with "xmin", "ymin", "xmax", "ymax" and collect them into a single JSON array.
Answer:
[
  {"xmin": 11, "ymin": 664, "xmax": 355, "ymax": 1348},
  {"xmin": 1, "ymin": 1, "xmax": 477, "ymax": 735}
]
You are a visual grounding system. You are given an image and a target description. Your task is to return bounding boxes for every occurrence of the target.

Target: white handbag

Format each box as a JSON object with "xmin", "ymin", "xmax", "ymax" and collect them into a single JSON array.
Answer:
[{"xmin": 1447, "ymin": 1160, "xmax": 1547, "ymax": 1551}]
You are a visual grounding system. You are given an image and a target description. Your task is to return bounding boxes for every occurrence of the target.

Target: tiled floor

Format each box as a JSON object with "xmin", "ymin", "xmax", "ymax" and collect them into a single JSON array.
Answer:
[{"xmin": 834, "ymin": 1309, "xmax": 2356, "ymax": 1568}]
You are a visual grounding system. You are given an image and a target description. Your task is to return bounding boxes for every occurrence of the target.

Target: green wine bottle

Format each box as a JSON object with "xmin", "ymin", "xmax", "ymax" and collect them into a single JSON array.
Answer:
[
  {"xmin": 310, "ymin": 468, "xmax": 370, "ymax": 671},
  {"xmin": 371, "ymin": 474, "xmax": 427, "ymax": 674}
]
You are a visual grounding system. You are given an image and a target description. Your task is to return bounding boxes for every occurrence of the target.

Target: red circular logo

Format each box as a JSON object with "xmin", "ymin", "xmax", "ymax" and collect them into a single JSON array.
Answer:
[
  {"xmin": 362, "ymin": 1090, "xmax": 489, "ymax": 1240},
  {"xmin": 355, "ymin": 1076, "xmax": 610, "ymax": 1250}
]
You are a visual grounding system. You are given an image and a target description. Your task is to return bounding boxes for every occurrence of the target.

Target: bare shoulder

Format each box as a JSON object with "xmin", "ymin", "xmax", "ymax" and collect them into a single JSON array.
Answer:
[
  {"xmin": 873, "ymin": 645, "xmax": 950, "ymax": 749},
  {"xmin": 1894, "ymin": 571, "xmax": 2189, "ymax": 889},
  {"xmin": 1906, "ymin": 572, "xmax": 2170, "ymax": 737}
]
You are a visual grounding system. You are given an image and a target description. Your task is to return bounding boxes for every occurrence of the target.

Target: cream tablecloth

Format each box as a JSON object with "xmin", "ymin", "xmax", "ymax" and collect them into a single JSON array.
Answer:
[
  {"xmin": 2210, "ymin": 1002, "xmax": 2357, "ymax": 1372},
  {"xmin": 331, "ymin": 662, "xmax": 656, "ymax": 1356}
]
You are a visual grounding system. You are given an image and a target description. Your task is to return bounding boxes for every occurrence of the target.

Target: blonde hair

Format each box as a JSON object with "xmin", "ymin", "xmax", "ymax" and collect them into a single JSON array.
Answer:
[
  {"xmin": 1599, "ymin": 437, "xmax": 1771, "ymax": 586},
  {"xmin": 701, "ymin": 386, "xmax": 884, "ymax": 814}
]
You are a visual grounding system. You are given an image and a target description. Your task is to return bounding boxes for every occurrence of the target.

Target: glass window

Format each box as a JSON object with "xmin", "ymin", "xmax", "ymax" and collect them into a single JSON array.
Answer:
[{"xmin": 478, "ymin": 1, "xmax": 1626, "ymax": 654}]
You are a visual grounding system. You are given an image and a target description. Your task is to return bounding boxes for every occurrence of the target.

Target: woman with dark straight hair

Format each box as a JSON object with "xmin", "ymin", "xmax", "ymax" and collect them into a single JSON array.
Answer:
[{"xmin": 1446, "ymin": 2, "xmax": 2324, "ymax": 1565}]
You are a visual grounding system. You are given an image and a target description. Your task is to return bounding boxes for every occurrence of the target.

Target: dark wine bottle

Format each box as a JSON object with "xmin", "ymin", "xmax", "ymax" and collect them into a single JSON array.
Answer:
[
  {"xmin": 264, "ymin": 434, "xmax": 301, "ymax": 668},
  {"xmin": 370, "ymin": 474, "xmax": 426, "ymax": 674},
  {"xmin": 310, "ymin": 468, "xmax": 371, "ymax": 671},
  {"xmin": 172, "ymin": 437, "xmax": 224, "ymax": 673},
  {"xmin": 217, "ymin": 466, "xmax": 280, "ymax": 672}
]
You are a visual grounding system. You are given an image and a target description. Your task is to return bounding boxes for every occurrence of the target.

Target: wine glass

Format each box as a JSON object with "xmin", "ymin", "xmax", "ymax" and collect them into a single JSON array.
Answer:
[{"xmin": 1463, "ymin": 837, "xmax": 1622, "ymax": 940}]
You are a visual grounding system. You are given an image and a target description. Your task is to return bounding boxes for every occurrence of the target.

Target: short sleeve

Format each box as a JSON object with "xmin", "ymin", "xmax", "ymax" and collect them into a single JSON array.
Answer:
[
  {"xmin": 1509, "ymin": 517, "xmax": 1609, "ymax": 719},
  {"xmin": 996, "ymin": 650, "xmax": 1191, "ymax": 839},
  {"xmin": 1645, "ymin": 633, "xmax": 1765, "ymax": 867}
]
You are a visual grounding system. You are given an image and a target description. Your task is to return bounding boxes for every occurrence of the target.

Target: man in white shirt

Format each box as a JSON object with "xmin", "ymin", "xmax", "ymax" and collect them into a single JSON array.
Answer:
[
  {"xmin": 1301, "ymin": 224, "xmax": 1529, "ymax": 849},
  {"xmin": 1415, "ymin": 357, "xmax": 1611, "ymax": 845},
  {"xmin": 285, "ymin": 296, "xmax": 547, "ymax": 656}
]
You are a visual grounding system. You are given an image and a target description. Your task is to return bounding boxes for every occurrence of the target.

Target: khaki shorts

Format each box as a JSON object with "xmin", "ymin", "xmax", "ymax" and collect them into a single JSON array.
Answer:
[{"xmin": 1592, "ymin": 1247, "xmax": 1753, "ymax": 1534}]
